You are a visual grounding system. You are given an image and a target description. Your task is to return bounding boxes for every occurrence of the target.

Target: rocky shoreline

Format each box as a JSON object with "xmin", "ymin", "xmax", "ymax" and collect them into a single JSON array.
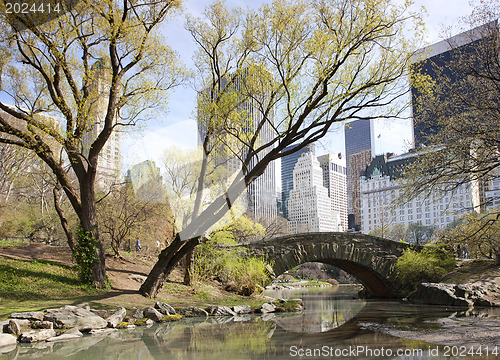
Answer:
[{"xmin": 0, "ymin": 299, "xmax": 303, "ymax": 351}]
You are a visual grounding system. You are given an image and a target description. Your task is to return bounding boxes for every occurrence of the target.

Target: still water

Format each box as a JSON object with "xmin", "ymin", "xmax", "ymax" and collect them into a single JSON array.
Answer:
[{"xmin": 0, "ymin": 285, "xmax": 497, "ymax": 360}]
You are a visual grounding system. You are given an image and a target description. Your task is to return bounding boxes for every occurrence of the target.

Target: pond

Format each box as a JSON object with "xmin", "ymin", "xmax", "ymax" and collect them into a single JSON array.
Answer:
[{"xmin": 1, "ymin": 285, "xmax": 497, "ymax": 359}]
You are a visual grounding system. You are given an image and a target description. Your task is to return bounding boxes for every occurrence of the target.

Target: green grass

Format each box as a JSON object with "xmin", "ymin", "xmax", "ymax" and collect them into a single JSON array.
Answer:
[
  {"xmin": 0, "ymin": 239, "xmax": 29, "ymax": 247},
  {"xmin": 0, "ymin": 258, "xmax": 97, "ymax": 302}
]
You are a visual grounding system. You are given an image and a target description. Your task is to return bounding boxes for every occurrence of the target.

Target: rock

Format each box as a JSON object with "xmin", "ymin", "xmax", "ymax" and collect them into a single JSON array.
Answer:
[
  {"xmin": 10, "ymin": 311, "xmax": 44, "ymax": 321},
  {"xmin": 206, "ymin": 306, "xmax": 236, "ymax": 317},
  {"xmin": 177, "ymin": 306, "xmax": 208, "ymax": 318},
  {"xmin": 19, "ymin": 329, "xmax": 56, "ymax": 343},
  {"xmin": 155, "ymin": 301, "xmax": 176, "ymax": 315},
  {"xmin": 132, "ymin": 308, "xmax": 144, "ymax": 319},
  {"xmin": 410, "ymin": 283, "xmax": 473, "ymax": 307},
  {"xmin": 31, "ymin": 321, "xmax": 54, "ymax": 330},
  {"xmin": 232, "ymin": 305, "xmax": 251, "ymax": 314},
  {"xmin": 46, "ymin": 328, "xmax": 83, "ymax": 342},
  {"xmin": 5, "ymin": 320, "xmax": 22, "ymax": 336},
  {"xmin": 160, "ymin": 314, "xmax": 182, "ymax": 322},
  {"xmin": 116, "ymin": 322, "xmax": 136, "ymax": 329},
  {"xmin": 143, "ymin": 307, "xmax": 163, "ymax": 322},
  {"xmin": 261, "ymin": 303, "xmax": 276, "ymax": 313},
  {"xmin": 88, "ymin": 328, "xmax": 118, "ymax": 336},
  {"xmin": 134, "ymin": 318, "xmax": 154, "ymax": 326},
  {"xmin": 129, "ymin": 274, "xmax": 146, "ymax": 283},
  {"xmin": 106, "ymin": 307, "xmax": 127, "ymax": 328},
  {"xmin": 44, "ymin": 305, "xmax": 108, "ymax": 331},
  {"xmin": 90, "ymin": 309, "xmax": 108, "ymax": 318},
  {"xmin": 0, "ymin": 333, "xmax": 17, "ymax": 347},
  {"xmin": 77, "ymin": 303, "xmax": 91, "ymax": 311},
  {"xmin": 474, "ymin": 298, "xmax": 498, "ymax": 307}
]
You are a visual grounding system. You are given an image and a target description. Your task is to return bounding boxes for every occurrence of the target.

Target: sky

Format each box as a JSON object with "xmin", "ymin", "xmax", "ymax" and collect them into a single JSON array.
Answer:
[{"xmin": 121, "ymin": 0, "xmax": 476, "ymax": 177}]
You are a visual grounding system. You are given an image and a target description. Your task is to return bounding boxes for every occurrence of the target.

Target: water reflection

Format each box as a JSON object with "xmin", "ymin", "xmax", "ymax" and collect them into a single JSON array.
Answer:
[
  {"xmin": 263, "ymin": 285, "xmax": 366, "ymax": 333},
  {"xmin": 1, "ymin": 286, "xmax": 498, "ymax": 360}
]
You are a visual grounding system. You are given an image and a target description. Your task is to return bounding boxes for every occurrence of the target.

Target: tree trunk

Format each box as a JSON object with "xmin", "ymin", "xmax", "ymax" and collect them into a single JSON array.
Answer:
[
  {"xmin": 139, "ymin": 234, "xmax": 200, "ymax": 298},
  {"xmin": 183, "ymin": 248, "xmax": 194, "ymax": 286},
  {"xmin": 53, "ymin": 185, "xmax": 76, "ymax": 253},
  {"xmin": 80, "ymin": 179, "xmax": 107, "ymax": 288}
]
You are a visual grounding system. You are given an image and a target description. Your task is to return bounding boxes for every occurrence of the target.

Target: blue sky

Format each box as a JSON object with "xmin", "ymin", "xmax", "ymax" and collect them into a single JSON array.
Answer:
[{"xmin": 121, "ymin": 0, "xmax": 476, "ymax": 175}]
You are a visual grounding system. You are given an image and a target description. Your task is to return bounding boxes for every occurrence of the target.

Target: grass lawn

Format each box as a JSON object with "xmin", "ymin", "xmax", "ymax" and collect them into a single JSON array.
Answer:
[{"xmin": 0, "ymin": 257, "xmax": 268, "ymax": 319}]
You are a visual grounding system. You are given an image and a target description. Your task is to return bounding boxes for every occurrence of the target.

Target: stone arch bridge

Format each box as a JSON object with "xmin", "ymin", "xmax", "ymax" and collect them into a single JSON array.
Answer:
[{"xmin": 236, "ymin": 232, "xmax": 419, "ymax": 298}]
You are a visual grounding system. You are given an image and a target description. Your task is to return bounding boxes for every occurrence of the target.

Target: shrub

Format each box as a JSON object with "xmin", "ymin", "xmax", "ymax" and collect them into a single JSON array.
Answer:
[
  {"xmin": 395, "ymin": 244, "xmax": 455, "ymax": 294},
  {"xmin": 194, "ymin": 231, "xmax": 270, "ymax": 295}
]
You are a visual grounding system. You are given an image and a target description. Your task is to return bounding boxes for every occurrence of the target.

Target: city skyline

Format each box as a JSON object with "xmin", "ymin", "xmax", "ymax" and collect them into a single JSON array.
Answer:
[{"xmin": 121, "ymin": 0, "xmax": 475, "ymax": 174}]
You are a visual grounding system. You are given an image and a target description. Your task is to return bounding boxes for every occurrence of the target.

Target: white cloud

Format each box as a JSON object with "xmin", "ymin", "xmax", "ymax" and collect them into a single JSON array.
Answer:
[{"xmin": 121, "ymin": 119, "xmax": 197, "ymax": 173}]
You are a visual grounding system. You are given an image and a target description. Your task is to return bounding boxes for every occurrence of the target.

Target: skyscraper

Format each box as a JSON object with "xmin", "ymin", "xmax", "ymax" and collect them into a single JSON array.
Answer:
[
  {"xmin": 344, "ymin": 120, "xmax": 374, "ymax": 228},
  {"xmin": 349, "ymin": 149, "xmax": 372, "ymax": 231},
  {"xmin": 280, "ymin": 143, "xmax": 315, "ymax": 219},
  {"xmin": 82, "ymin": 59, "xmax": 121, "ymax": 189},
  {"xmin": 197, "ymin": 71, "xmax": 277, "ymax": 220},
  {"xmin": 318, "ymin": 153, "xmax": 348, "ymax": 232},
  {"xmin": 410, "ymin": 21, "xmax": 497, "ymax": 147},
  {"xmin": 288, "ymin": 152, "xmax": 338, "ymax": 233},
  {"xmin": 126, "ymin": 160, "xmax": 166, "ymax": 203}
]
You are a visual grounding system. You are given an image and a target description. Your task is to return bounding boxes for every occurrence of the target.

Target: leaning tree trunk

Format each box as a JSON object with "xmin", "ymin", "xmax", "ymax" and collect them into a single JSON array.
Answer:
[{"xmin": 140, "ymin": 234, "xmax": 200, "ymax": 298}]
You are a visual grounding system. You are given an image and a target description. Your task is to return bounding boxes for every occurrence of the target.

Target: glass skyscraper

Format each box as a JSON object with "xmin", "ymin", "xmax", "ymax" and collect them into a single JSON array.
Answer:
[{"xmin": 344, "ymin": 119, "xmax": 374, "ymax": 229}]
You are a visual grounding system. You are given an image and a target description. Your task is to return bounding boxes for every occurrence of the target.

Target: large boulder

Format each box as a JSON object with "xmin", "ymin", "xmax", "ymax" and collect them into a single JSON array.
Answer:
[
  {"xmin": 206, "ymin": 306, "xmax": 236, "ymax": 317},
  {"xmin": 44, "ymin": 305, "xmax": 108, "ymax": 331},
  {"xmin": 410, "ymin": 283, "xmax": 473, "ymax": 307},
  {"xmin": 261, "ymin": 303, "xmax": 276, "ymax": 313},
  {"xmin": 177, "ymin": 306, "xmax": 208, "ymax": 318},
  {"xmin": 232, "ymin": 305, "xmax": 251, "ymax": 314},
  {"xmin": 46, "ymin": 328, "xmax": 83, "ymax": 342},
  {"xmin": 143, "ymin": 307, "xmax": 163, "ymax": 322},
  {"xmin": 10, "ymin": 311, "xmax": 44, "ymax": 321},
  {"xmin": 19, "ymin": 329, "xmax": 56, "ymax": 343},
  {"xmin": 132, "ymin": 308, "xmax": 144, "ymax": 319},
  {"xmin": 5, "ymin": 320, "xmax": 22, "ymax": 337},
  {"xmin": 155, "ymin": 302, "xmax": 176, "ymax": 315},
  {"xmin": 0, "ymin": 333, "xmax": 17, "ymax": 347},
  {"xmin": 106, "ymin": 307, "xmax": 127, "ymax": 328}
]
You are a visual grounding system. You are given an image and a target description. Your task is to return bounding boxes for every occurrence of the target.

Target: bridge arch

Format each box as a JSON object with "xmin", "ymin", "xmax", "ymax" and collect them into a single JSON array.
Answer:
[{"xmin": 241, "ymin": 232, "xmax": 416, "ymax": 298}]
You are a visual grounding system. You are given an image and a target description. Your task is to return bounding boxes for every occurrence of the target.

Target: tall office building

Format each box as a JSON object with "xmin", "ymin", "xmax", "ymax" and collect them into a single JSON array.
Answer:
[
  {"xmin": 197, "ymin": 72, "xmax": 277, "ymax": 220},
  {"xmin": 82, "ymin": 59, "xmax": 121, "ymax": 189},
  {"xmin": 280, "ymin": 143, "xmax": 315, "ymax": 219},
  {"xmin": 318, "ymin": 153, "xmax": 348, "ymax": 232},
  {"xmin": 344, "ymin": 120, "xmax": 374, "ymax": 228},
  {"xmin": 288, "ymin": 152, "xmax": 339, "ymax": 233},
  {"xmin": 125, "ymin": 160, "xmax": 166, "ymax": 203},
  {"xmin": 411, "ymin": 21, "xmax": 498, "ymax": 147},
  {"xmin": 348, "ymin": 149, "xmax": 372, "ymax": 231}
]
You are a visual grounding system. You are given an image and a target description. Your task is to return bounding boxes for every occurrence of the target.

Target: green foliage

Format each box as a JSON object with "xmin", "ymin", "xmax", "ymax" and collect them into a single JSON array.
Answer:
[
  {"xmin": 396, "ymin": 244, "xmax": 456, "ymax": 294},
  {"xmin": 73, "ymin": 226, "xmax": 98, "ymax": 285},
  {"xmin": 194, "ymin": 229, "xmax": 270, "ymax": 295},
  {"xmin": 445, "ymin": 211, "xmax": 500, "ymax": 262}
]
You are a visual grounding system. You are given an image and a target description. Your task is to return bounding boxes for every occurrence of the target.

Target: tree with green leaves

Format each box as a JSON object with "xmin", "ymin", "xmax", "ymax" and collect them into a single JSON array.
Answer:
[
  {"xmin": 139, "ymin": 0, "xmax": 424, "ymax": 298},
  {"xmin": 0, "ymin": 0, "xmax": 184, "ymax": 287}
]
